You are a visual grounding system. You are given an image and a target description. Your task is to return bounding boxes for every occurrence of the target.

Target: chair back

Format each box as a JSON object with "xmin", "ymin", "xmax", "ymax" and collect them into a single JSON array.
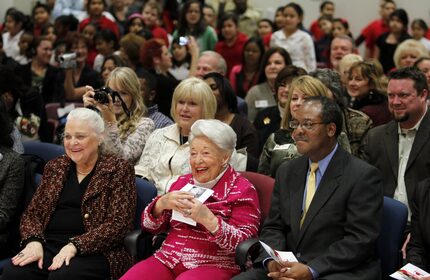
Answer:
[
  {"xmin": 240, "ymin": 172, "xmax": 275, "ymax": 227},
  {"xmin": 134, "ymin": 177, "xmax": 158, "ymax": 229},
  {"xmin": 45, "ymin": 102, "xmax": 84, "ymax": 120},
  {"xmin": 377, "ymin": 196, "xmax": 408, "ymax": 279},
  {"xmin": 23, "ymin": 141, "xmax": 65, "ymax": 163}
]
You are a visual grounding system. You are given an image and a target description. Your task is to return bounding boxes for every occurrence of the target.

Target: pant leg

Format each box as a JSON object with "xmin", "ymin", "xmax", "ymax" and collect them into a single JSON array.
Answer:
[
  {"xmin": 1, "ymin": 259, "xmax": 49, "ymax": 280},
  {"xmin": 176, "ymin": 266, "xmax": 237, "ymax": 280},
  {"xmin": 119, "ymin": 256, "xmax": 175, "ymax": 280},
  {"xmin": 231, "ymin": 268, "xmax": 271, "ymax": 280},
  {"xmin": 47, "ymin": 254, "xmax": 110, "ymax": 280}
]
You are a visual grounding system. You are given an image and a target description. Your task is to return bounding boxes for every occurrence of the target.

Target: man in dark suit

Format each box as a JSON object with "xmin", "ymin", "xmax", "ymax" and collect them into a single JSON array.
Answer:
[
  {"xmin": 234, "ymin": 96, "xmax": 383, "ymax": 280},
  {"xmin": 361, "ymin": 67, "xmax": 430, "ymax": 220}
]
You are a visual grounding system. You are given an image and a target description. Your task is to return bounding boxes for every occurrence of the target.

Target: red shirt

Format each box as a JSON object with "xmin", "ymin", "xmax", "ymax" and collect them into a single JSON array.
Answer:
[
  {"xmin": 79, "ymin": 16, "xmax": 120, "ymax": 39},
  {"xmin": 360, "ymin": 19, "xmax": 390, "ymax": 55},
  {"xmin": 151, "ymin": 26, "xmax": 169, "ymax": 47},
  {"xmin": 426, "ymin": 28, "xmax": 430, "ymax": 39},
  {"xmin": 310, "ymin": 20, "xmax": 324, "ymax": 41},
  {"xmin": 215, "ymin": 32, "xmax": 248, "ymax": 77}
]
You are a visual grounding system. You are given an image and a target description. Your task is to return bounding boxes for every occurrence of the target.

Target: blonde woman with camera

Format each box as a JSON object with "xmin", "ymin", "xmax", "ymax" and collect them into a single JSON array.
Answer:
[{"xmin": 83, "ymin": 67, "xmax": 155, "ymax": 164}]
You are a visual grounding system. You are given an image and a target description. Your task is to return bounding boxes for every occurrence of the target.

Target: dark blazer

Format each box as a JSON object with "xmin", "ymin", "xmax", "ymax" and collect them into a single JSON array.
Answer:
[
  {"xmin": 254, "ymin": 105, "xmax": 281, "ymax": 153},
  {"xmin": 0, "ymin": 146, "xmax": 24, "ymax": 253},
  {"xmin": 362, "ymin": 111, "xmax": 430, "ymax": 208},
  {"xmin": 259, "ymin": 147, "xmax": 383, "ymax": 279},
  {"xmin": 407, "ymin": 178, "xmax": 430, "ymax": 271},
  {"xmin": 19, "ymin": 154, "xmax": 136, "ymax": 280}
]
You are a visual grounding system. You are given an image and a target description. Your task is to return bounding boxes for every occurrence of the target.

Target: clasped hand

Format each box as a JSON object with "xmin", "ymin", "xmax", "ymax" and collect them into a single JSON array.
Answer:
[
  {"xmin": 12, "ymin": 242, "xmax": 77, "ymax": 271},
  {"xmin": 155, "ymin": 191, "xmax": 217, "ymax": 228},
  {"xmin": 267, "ymin": 260, "xmax": 313, "ymax": 280}
]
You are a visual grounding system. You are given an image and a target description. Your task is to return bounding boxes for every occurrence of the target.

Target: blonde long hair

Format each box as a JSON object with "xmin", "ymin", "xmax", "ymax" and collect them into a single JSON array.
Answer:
[{"xmin": 106, "ymin": 67, "xmax": 147, "ymax": 139}]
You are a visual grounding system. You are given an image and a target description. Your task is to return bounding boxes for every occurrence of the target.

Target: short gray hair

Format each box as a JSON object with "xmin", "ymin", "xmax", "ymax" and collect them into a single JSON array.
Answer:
[
  {"xmin": 67, "ymin": 108, "xmax": 105, "ymax": 136},
  {"xmin": 201, "ymin": 51, "xmax": 227, "ymax": 75},
  {"xmin": 310, "ymin": 69, "xmax": 344, "ymax": 102},
  {"xmin": 189, "ymin": 119, "xmax": 236, "ymax": 153}
]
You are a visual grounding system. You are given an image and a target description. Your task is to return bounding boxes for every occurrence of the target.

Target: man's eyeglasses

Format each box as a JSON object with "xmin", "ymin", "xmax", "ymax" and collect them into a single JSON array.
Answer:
[{"xmin": 289, "ymin": 120, "xmax": 328, "ymax": 131}]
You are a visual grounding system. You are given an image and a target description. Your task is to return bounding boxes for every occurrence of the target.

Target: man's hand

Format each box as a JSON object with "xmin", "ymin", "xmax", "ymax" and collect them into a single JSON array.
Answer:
[{"xmin": 267, "ymin": 260, "xmax": 313, "ymax": 280}]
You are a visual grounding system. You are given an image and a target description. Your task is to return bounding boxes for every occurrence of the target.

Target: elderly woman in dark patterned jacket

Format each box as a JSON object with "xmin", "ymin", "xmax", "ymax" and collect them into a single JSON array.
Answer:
[
  {"xmin": 2, "ymin": 107, "xmax": 137, "ymax": 280},
  {"xmin": 0, "ymin": 98, "xmax": 25, "ymax": 258},
  {"xmin": 121, "ymin": 119, "xmax": 261, "ymax": 280}
]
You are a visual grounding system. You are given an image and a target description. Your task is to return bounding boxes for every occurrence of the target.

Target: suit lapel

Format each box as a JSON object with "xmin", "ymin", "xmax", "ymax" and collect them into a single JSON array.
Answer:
[
  {"xmin": 297, "ymin": 148, "xmax": 344, "ymax": 246},
  {"xmin": 406, "ymin": 112, "xmax": 430, "ymax": 171},
  {"xmin": 383, "ymin": 122, "xmax": 399, "ymax": 180}
]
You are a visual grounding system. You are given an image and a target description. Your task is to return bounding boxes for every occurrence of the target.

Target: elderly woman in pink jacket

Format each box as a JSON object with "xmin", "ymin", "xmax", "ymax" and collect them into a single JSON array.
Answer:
[{"xmin": 121, "ymin": 119, "xmax": 261, "ymax": 280}]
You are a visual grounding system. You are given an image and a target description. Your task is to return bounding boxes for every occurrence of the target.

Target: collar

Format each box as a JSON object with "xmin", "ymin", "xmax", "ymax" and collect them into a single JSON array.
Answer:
[
  {"xmin": 308, "ymin": 143, "xmax": 338, "ymax": 177},
  {"xmin": 278, "ymin": 103, "xmax": 285, "ymax": 118},
  {"xmin": 194, "ymin": 166, "xmax": 228, "ymax": 189}
]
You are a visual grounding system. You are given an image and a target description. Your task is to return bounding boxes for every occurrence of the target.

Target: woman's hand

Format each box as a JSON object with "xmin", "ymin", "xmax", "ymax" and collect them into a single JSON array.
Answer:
[
  {"xmin": 11, "ymin": 241, "xmax": 44, "ymax": 269},
  {"xmin": 187, "ymin": 36, "xmax": 200, "ymax": 58},
  {"xmin": 48, "ymin": 243, "xmax": 77, "ymax": 271},
  {"xmin": 152, "ymin": 191, "xmax": 195, "ymax": 218},
  {"xmin": 82, "ymin": 86, "xmax": 116, "ymax": 123},
  {"xmin": 182, "ymin": 198, "xmax": 218, "ymax": 233}
]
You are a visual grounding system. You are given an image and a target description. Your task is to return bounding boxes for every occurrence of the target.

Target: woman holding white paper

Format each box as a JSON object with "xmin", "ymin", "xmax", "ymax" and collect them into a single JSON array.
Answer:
[{"xmin": 121, "ymin": 119, "xmax": 261, "ymax": 280}]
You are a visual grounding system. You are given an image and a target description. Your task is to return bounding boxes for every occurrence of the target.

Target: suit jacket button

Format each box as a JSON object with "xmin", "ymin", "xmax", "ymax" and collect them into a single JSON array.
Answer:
[
  {"xmin": 296, "ymin": 252, "xmax": 301, "ymax": 258},
  {"xmin": 84, "ymin": 213, "xmax": 90, "ymax": 219}
]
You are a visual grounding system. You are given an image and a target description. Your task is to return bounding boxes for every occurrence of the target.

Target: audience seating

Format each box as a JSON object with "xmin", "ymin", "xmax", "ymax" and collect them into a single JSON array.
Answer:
[
  {"xmin": 124, "ymin": 178, "xmax": 158, "ymax": 262},
  {"xmin": 45, "ymin": 102, "xmax": 84, "ymax": 141},
  {"xmin": 378, "ymin": 196, "xmax": 408, "ymax": 279},
  {"xmin": 235, "ymin": 196, "xmax": 409, "ymax": 276},
  {"xmin": 23, "ymin": 141, "xmax": 65, "ymax": 164}
]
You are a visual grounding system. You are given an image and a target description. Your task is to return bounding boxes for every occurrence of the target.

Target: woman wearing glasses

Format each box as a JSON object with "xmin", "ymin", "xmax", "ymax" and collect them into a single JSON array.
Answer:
[
  {"xmin": 83, "ymin": 67, "xmax": 154, "ymax": 164},
  {"xmin": 258, "ymin": 76, "xmax": 350, "ymax": 177}
]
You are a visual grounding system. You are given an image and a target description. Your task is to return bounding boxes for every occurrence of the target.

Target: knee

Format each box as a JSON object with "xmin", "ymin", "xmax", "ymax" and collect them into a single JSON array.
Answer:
[
  {"xmin": 2, "ymin": 261, "xmax": 36, "ymax": 280},
  {"xmin": 48, "ymin": 265, "xmax": 78, "ymax": 280}
]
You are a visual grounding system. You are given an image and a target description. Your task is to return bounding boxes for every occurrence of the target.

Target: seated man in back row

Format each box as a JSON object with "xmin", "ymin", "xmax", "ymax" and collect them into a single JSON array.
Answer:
[{"xmin": 234, "ymin": 96, "xmax": 383, "ymax": 280}]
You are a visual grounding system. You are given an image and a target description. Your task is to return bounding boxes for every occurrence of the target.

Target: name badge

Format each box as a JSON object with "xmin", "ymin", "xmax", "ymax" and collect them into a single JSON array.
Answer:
[
  {"xmin": 273, "ymin": 144, "xmax": 292, "ymax": 150},
  {"xmin": 255, "ymin": 100, "xmax": 269, "ymax": 108}
]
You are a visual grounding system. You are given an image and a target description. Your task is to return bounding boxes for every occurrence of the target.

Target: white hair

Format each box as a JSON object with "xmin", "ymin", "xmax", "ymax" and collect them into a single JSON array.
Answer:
[
  {"xmin": 67, "ymin": 108, "xmax": 105, "ymax": 136},
  {"xmin": 189, "ymin": 119, "xmax": 236, "ymax": 153}
]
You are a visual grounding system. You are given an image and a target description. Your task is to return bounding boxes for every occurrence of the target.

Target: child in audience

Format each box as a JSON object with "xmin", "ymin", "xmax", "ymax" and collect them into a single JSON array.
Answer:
[
  {"xmin": 375, "ymin": 8, "xmax": 411, "ymax": 73},
  {"xmin": 270, "ymin": 3, "xmax": 316, "ymax": 72},
  {"xmin": 81, "ymin": 22, "xmax": 98, "ymax": 67},
  {"xmin": 315, "ymin": 15, "xmax": 333, "ymax": 66},
  {"xmin": 93, "ymin": 29, "xmax": 119, "ymax": 72},
  {"xmin": 41, "ymin": 23, "xmax": 57, "ymax": 44},
  {"xmin": 332, "ymin": 18, "xmax": 353, "ymax": 39},
  {"xmin": 142, "ymin": 1, "xmax": 169, "ymax": 46},
  {"xmin": 79, "ymin": 0, "xmax": 120, "ymax": 39},
  {"xmin": 411, "ymin": 19, "xmax": 430, "ymax": 52},
  {"xmin": 169, "ymin": 37, "xmax": 192, "ymax": 81},
  {"xmin": 215, "ymin": 13, "xmax": 248, "ymax": 77},
  {"xmin": 257, "ymin": 19, "xmax": 274, "ymax": 39},
  {"xmin": 173, "ymin": 0, "xmax": 217, "ymax": 52},
  {"xmin": 15, "ymin": 32, "xmax": 33, "ymax": 65},
  {"xmin": 32, "ymin": 2, "xmax": 50, "ymax": 37},
  {"xmin": 2, "ymin": 9, "xmax": 32, "ymax": 61}
]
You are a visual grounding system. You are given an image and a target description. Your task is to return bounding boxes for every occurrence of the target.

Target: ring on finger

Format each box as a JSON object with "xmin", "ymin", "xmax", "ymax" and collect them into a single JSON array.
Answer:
[{"xmin": 18, "ymin": 252, "xmax": 24, "ymax": 257}]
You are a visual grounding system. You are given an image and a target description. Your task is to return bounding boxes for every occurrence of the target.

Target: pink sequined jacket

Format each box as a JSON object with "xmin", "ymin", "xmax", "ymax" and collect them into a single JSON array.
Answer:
[{"xmin": 142, "ymin": 166, "xmax": 261, "ymax": 273}]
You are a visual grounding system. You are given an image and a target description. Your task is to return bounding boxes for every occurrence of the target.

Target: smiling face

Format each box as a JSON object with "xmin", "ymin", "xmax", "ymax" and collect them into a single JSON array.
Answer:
[
  {"xmin": 190, "ymin": 136, "xmax": 229, "ymax": 183},
  {"xmin": 265, "ymin": 52, "xmax": 287, "ymax": 83},
  {"xmin": 347, "ymin": 68, "xmax": 371, "ymax": 99},
  {"xmin": 34, "ymin": 7, "xmax": 50, "ymax": 25},
  {"xmin": 416, "ymin": 59, "xmax": 430, "ymax": 86},
  {"xmin": 330, "ymin": 37, "xmax": 353, "ymax": 70},
  {"xmin": 64, "ymin": 119, "xmax": 100, "ymax": 167},
  {"xmin": 387, "ymin": 78, "xmax": 428, "ymax": 129},
  {"xmin": 277, "ymin": 80, "xmax": 290, "ymax": 107},
  {"xmin": 332, "ymin": 21, "xmax": 347, "ymax": 37},
  {"xmin": 72, "ymin": 39, "xmax": 88, "ymax": 64},
  {"xmin": 35, "ymin": 39, "xmax": 53, "ymax": 64},
  {"xmin": 290, "ymin": 89, "xmax": 308, "ymax": 113}
]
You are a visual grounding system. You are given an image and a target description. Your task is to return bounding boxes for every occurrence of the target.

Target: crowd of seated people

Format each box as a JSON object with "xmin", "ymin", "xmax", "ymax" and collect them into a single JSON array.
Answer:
[{"xmin": 1, "ymin": 0, "xmax": 430, "ymax": 279}]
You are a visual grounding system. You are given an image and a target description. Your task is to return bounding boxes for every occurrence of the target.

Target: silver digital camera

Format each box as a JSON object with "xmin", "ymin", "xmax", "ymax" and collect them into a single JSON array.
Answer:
[{"xmin": 59, "ymin": 53, "xmax": 77, "ymax": 69}]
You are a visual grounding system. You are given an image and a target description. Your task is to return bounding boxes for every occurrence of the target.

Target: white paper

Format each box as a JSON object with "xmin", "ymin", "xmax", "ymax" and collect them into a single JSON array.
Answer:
[
  {"xmin": 172, "ymin": 183, "xmax": 214, "ymax": 226},
  {"xmin": 57, "ymin": 103, "xmax": 76, "ymax": 118},
  {"xmin": 390, "ymin": 263, "xmax": 429, "ymax": 279},
  {"xmin": 259, "ymin": 241, "xmax": 298, "ymax": 265}
]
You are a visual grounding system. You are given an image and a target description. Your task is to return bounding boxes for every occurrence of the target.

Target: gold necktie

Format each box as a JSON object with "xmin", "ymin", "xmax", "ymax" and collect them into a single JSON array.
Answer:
[{"xmin": 300, "ymin": 162, "xmax": 319, "ymax": 227}]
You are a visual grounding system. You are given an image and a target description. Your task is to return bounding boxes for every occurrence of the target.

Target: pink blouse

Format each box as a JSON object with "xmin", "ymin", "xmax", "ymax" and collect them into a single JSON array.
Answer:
[{"xmin": 142, "ymin": 166, "xmax": 260, "ymax": 273}]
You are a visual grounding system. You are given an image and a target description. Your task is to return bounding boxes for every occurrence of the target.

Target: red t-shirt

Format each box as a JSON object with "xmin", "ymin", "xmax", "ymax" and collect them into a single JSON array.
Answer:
[
  {"xmin": 79, "ymin": 16, "xmax": 120, "ymax": 39},
  {"xmin": 310, "ymin": 20, "xmax": 324, "ymax": 41},
  {"xmin": 426, "ymin": 28, "xmax": 430, "ymax": 39},
  {"xmin": 360, "ymin": 19, "xmax": 390, "ymax": 55},
  {"xmin": 215, "ymin": 32, "xmax": 248, "ymax": 77}
]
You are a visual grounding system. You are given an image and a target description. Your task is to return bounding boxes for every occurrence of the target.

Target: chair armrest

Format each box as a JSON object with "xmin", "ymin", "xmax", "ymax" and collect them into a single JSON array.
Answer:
[
  {"xmin": 235, "ymin": 238, "xmax": 261, "ymax": 271},
  {"xmin": 124, "ymin": 229, "xmax": 143, "ymax": 260}
]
